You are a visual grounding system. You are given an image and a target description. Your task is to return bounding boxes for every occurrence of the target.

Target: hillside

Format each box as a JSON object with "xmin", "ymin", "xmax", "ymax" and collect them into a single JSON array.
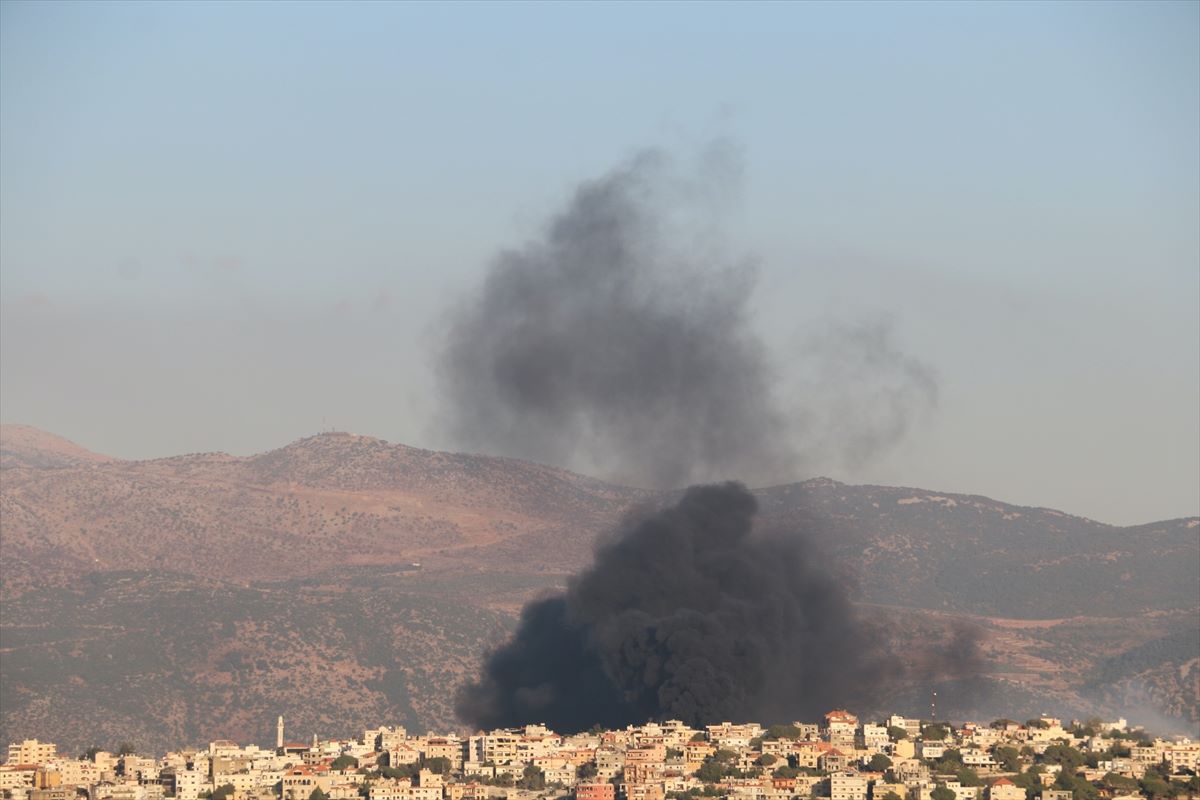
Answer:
[
  {"xmin": 0, "ymin": 425, "xmax": 113, "ymax": 470},
  {"xmin": 1, "ymin": 427, "xmax": 1196, "ymax": 752}
]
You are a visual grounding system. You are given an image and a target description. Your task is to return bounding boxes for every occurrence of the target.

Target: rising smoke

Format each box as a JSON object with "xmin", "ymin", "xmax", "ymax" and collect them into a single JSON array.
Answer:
[
  {"xmin": 441, "ymin": 146, "xmax": 973, "ymax": 730},
  {"xmin": 459, "ymin": 482, "xmax": 896, "ymax": 730},
  {"xmin": 437, "ymin": 146, "xmax": 791, "ymax": 489}
]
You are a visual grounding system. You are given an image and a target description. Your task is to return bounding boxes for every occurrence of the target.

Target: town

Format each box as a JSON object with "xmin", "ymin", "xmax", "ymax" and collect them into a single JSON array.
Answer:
[{"xmin": 3, "ymin": 713, "xmax": 1197, "ymax": 800}]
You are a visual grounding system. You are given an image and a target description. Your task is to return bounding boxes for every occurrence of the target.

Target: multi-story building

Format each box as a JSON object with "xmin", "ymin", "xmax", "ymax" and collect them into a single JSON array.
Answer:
[
  {"xmin": 830, "ymin": 773, "xmax": 868, "ymax": 800},
  {"xmin": 7, "ymin": 742, "xmax": 57, "ymax": 767},
  {"xmin": 577, "ymin": 782, "xmax": 616, "ymax": 800},
  {"xmin": 825, "ymin": 712, "xmax": 859, "ymax": 749}
]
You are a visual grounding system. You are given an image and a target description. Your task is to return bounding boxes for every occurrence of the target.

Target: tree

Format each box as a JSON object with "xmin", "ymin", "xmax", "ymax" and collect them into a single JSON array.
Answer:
[
  {"xmin": 930, "ymin": 785, "xmax": 955, "ymax": 800},
  {"xmin": 713, "ymin": 750, "xmax": 738, "ymax": 765},
  {"xmin": 81, "ymin": 747, "xmax": 102, "ymax": 762},
  {"xmin": 425, "ymin": 757, "xmax": 451, "ymax": 775},
  {"xmin": 1054, "ymin": 770, "xmax": 1098, "ymax": 800},
  {"xmin": 577, "ymin": 763, "xmax": 598, "ymax": 780},
  {"xmin": 887, "ymin": 727, "xmax": 908, "ymax": 742},
  {"xmin": 882, "ymin": 794, "xmax": 903, "ymax": 800},
  {"xmin": 667, "ymin": 748, "xmax": 684, "ymax": 760},
  {"xmin": 758, "ymin": 755, "xmax": 778, "ymax": 768},
  {"xmin": 1101, "ymin": 772, "xmax": 1138, "ymax": 792},
  {"xmin": 1139, "ymin": 776, "xmax": 1175, "ymax": 799},
  {"xmin": 765, "ymin": 725, "xmax": 804, "ymax": 741},
  {"xmin": 993, "ymin": 747, "xmax": 1021, "ymax": 773},
  {"xmin": 331, "ymin": 755, "xmax": 359, "ymax": 771},
  {"xmin": 518, "ymin": 765, "xmax": 545, "ymax": 791},
  {"xmin": 990, "ymin": 720, "xmax": 1017, "ymax": 730},
  {"xmin": 1042, "ymin": 744, "xmax": 1085, "ymax": 773},
  {"xmin": 697, "ymin": 761, "xmax": 725, "ymax": 784},
  {"xmin": 936, "ymin": 750, "xmax": 963, "ymax": 774},
  {"xmin": 773, "ymin": 766, "xmax": 801, "ymax": 779},
  {"xmin": 956, "ymin": 768, "xmax": 982, "ymax": 787},
  {"xmin": 212, "ymin": 785, "xmax": 235, "ymax": 800},
  {"xmin": 309, "ymin": 790, "xmax": 328, "ymax": 800},
  {"xmin": 690, "ymin": 733, "xmax": 707, "ymax": 742},
  {"xmin": 868, "ymin": 755, "xmax": 893, "ymax": 773},
  {"xmin": 922, "ymin": 724, "xmax": 949, "ymax": 741},
  {"xmin": 117, "ymin": 743, "xmax": 136, "ymax": 756}
]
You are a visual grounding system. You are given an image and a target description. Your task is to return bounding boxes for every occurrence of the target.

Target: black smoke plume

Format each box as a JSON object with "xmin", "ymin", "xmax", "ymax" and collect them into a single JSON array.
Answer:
[
  {"xmin": 437, "ymin": 147, "xmax": 791, "ymax": 489},
  {"xmin": 458, "ymin": 482, "xmax": 903, "ymax": 731},
  {"xmin": 443, "ymin": 147, "xmax": 974, "ymax": 730}
]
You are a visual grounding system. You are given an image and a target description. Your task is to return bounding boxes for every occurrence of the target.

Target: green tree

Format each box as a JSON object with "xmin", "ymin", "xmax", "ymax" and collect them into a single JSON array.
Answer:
[
  {"xmin": 1101, "ymin": 772, "xmax": 1138, "ymax": 792},
  {"xmin": 868, "ymin": 755, "xmax": 893, "ymax": 773},
  {"xmin": 518, "ymin": 765, "xmax": 545, "ymax": 791},
  {"xmin": 930, "ymin": 785, "xmax": 955, "ymax": 800},
  {"xmin": 331, "ymin": 755, "xmax": 358, "ymax": 771},
  {"xmin": 80, "ymin": 747, "xmax": 102, "ymax": 762},
  {"xmin": 765, "ymin": 725, "xmax": 804, "ymax": 741},
  {"xmin": 212, "ymin": 785, "xmax": 235, "ymax": 800},
  {"xmin": 772, "ymin": 766, "xmax": 801, "ymax": 779},
  {"xmin": 577, "ymin": 763, "xmax": 598, "ymax": 780},
  {"xmin": 888, "ymin": 727, "xmax": 908, "ymax": 742},
  {"xmin": 1042, "ymin": 745, "xmax": 1085, "ymax": 773},
  {"xmin": 697, "ymin": 761, "xmax": 725, "ymax": 784},
  {"xmin": 922, "ymin": 724, "xmax": 949, "ymax": 741},
  {"xmin": 956, "ymin": 768, "xmax": 982, "ymax": 787},
  {"xmin": 1054, "ymin": 770, "xmax": 1098, "ymax": 800},
  {"xmin": 690, "ymin": 733, "xmax": 707, "ymax": 742},
  {"xmin": 667, "ymin": 749, "xmax": 684, "ymax": 760},
  {"xmin": 308, "ymin": 790, "xmax": 328, "ymax": 800},
  {"xmin": 1139, "ymin": 776, "xmax": 1175, "ymax": 799},
  {"xmin": 936, "ymin": 750, "xmax": 963, "ymax": 774},
  {"xmin": 713, "ymin": 750, "xmax": 738, "ymax": 765},
  {"xmin": 993, "ymin": 746, "xmax": 1021, "ymax": 772},
  {"xmin": 757, "ymin": 754, "xmax": 778, "ymax": 767},
  {"xmin": 425, "ymin": 757, "xmax": 451, "ymax": 775},
  {"xmin": 117, "ymin": 743, "xmax": 136, "ymax": 756}
]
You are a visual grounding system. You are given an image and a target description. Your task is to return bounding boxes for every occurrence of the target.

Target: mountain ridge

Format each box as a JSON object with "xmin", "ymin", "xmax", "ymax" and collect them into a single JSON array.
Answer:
[{"xmin": 1, "ymin": 425, "xmax": 1196, "ymax": 751}]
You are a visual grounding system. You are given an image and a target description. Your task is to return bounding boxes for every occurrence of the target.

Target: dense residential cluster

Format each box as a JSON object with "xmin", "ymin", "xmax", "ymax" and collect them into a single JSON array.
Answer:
[{"xmin": 4, "ymin": 713, "xmax": 1198, "ymax": 800}]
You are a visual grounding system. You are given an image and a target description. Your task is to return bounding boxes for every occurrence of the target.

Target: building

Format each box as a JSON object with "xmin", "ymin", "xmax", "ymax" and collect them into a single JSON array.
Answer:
[
  {"xmin": 988, "ymin": 779, "xmax": 1024, "ymax": 800},
  {"xmin": 577, "ymin": 783, "xmax": 616, "ymax": 800},
  {"xmin": 8, "ymin": 743, "xmax": 57, "ymax": 767},
  {"xmin": 825, "ymin": 713, "xmax": 859, "ymax": 749},
  {"xmin": 830, "ymin": 773, "xmax": 869, "ymax": 800}
]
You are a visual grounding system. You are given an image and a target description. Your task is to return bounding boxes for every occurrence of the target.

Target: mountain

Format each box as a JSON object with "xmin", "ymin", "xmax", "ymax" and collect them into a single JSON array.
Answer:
[
  {"xmin": 0, "ymin": 424, "xmax": 113, "ymax": 470},
  {"xmin": 1, "ymin": 427, "xmax": 1196, "ymax": 753}
]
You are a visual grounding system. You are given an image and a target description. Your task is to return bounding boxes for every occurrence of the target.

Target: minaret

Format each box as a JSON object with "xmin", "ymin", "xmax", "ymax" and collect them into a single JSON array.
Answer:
[{"xmin": 277, "ymin": 716, "xmax": 284, "ymax": 750}]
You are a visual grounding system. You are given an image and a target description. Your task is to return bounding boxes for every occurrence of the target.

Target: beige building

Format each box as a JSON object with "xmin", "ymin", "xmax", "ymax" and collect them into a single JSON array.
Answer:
[
  {"xmin": 830, "ymin": 773, "xmax": 868, "ymax": 800},
  {"xmin": 7, "ymin": 742, "xmax": 57, "ymax": 767},
  {"xmin": 988, "ymin": 779, "xmax": 1024, "ymax": 800}
]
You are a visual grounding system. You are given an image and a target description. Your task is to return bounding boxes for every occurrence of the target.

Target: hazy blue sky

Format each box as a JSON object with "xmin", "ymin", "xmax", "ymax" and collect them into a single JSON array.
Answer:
[{"xmin": 2, "ymin": 0, "xmax": 1197, "ymax": 525}]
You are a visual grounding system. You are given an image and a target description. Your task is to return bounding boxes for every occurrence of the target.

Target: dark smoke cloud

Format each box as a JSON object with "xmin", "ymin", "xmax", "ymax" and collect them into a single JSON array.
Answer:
[
  {"xmin": 458, "ymin": 483, "xmax": 976, "ymax": 732},
  {"xmin": 437, "ymin": 147, "xmax": 791, "ymax": 489},
  {"xmin": 444, "ymin": 146, "xmax": 973, "ymax": 731}
]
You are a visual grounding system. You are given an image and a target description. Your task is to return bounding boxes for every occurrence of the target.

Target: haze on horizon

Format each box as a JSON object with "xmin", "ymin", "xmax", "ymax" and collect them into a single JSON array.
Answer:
[{"xmin": 1, "ymin": 1, "xmax": 1197, "ymax": 526}]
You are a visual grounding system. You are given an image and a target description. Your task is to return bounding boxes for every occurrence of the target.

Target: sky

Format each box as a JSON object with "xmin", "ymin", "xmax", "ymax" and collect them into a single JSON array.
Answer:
[{"xmin": 1, "ymin": 0, "xmax": 1197, "ymax": 525}]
